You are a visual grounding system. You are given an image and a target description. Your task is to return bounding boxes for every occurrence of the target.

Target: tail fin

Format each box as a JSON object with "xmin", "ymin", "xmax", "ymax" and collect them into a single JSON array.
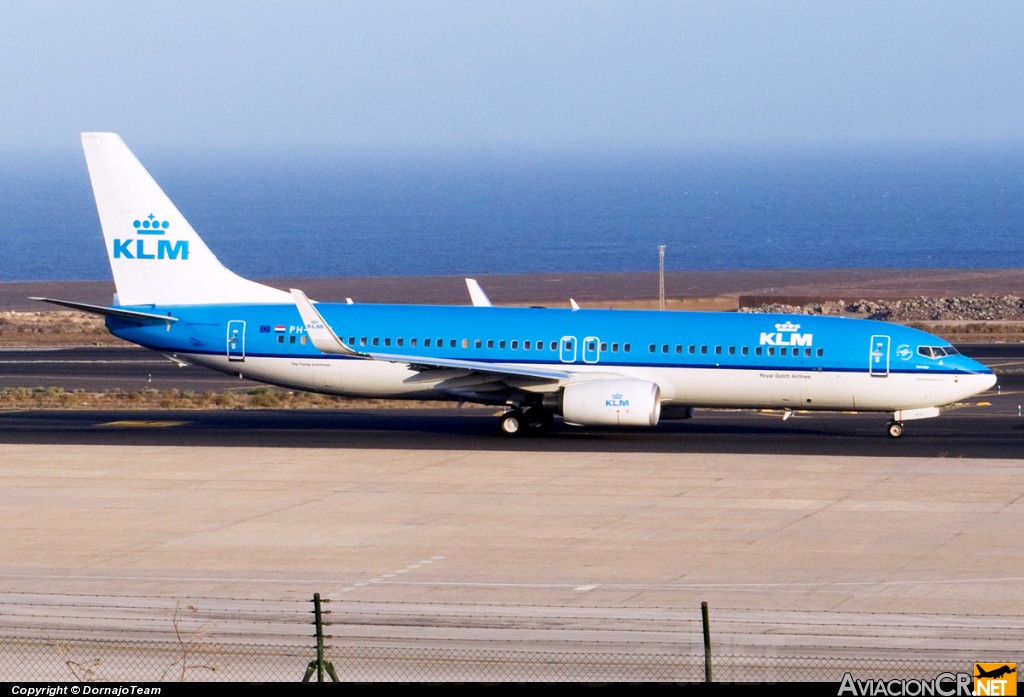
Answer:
[{"xmin": 80, "ymin": 132, "xmax": 290, "ymax": 306}]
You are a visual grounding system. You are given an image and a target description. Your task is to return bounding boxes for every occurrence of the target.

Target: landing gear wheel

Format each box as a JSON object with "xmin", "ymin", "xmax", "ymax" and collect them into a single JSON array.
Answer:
[
  {"xmin": 523, "ymin": 406, "xmax": 554, "ymax": 434},
  {"xmin": 499, "ymin": 411, "xmax": 523, "ymax": 436},
  {"xmin": 886, "ymin": 421, "xmax": 904, "ymax": 439}
]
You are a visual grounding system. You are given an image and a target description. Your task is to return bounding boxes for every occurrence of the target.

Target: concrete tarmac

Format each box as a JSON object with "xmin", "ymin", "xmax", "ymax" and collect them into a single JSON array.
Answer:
[{"xmin": 1, "ymin": 442, "xmax": 1022, "ymax": 644}]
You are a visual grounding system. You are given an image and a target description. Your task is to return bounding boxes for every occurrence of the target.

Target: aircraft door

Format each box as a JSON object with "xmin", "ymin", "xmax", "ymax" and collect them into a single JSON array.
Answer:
[
  {"xmin": 582, "ymin": 336, "xmax": 600, "ymax": 364},
  {"xmin": 559, "ymin": 336, "xmax": 577, "ymax": 363},
  {"xmin": 869, "ymin": 334, "xmax": 889, "ymax": 376},
  {"xmin": 227, "ymin": 320, "xmax": 246, "ymax": 362}
]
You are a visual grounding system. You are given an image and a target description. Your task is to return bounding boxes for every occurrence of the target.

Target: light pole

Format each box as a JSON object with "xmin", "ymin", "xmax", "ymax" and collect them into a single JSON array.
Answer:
[{"xmin": 658, "ymin": 245, "xmax": 666, "ymax": 311}]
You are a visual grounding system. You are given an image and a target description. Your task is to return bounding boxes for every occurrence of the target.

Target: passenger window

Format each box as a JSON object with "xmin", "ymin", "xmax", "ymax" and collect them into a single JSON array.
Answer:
[
  {"xmin": 525, "ymin": 340, "xmax": 531, "ymax": 350},
  {"xmin": 372, "ymin": 337, "xmax": 379, "ymax": 346},
  {"xmin": 512, "ymin": 340, "xmax": 519, "ymax": 350},
  {"xmin": 301, "ymin": 336, "xmax": 307, "ymax": 345},
  {"xmin": 649, "ymin": 344, "xmax": 656, "ymax": 353},
  {"xmin": 277, "ymin": 335, "xmax": 283, "ymax": 344}
]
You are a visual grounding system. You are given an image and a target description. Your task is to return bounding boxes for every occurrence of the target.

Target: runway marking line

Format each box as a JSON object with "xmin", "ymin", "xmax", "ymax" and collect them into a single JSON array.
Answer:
[{"xmin": 98, "ymin": 420, "xmax": 189, "ymax": 428}]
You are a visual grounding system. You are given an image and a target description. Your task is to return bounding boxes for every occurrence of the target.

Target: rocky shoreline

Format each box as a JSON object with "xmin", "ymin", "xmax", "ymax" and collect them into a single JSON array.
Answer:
[
  {"xmin": 3, "ymin": 268, "xmax": 1023, "ymax": 311},
  {"xmin": 742, "ymin": 294, "xmax": 1024, "ymax": 322},
  {"xmin": 741, "ymin": 295, "xmax": 1024, "ymax": 343}
]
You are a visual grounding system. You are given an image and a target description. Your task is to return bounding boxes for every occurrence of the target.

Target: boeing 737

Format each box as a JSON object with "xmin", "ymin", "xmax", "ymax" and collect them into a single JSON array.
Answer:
[{"xmin": 34, "ymin": 133, "xmax": 996, "ymax": 437}]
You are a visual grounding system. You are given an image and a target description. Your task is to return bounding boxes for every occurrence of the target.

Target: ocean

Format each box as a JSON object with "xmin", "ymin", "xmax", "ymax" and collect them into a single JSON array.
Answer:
[{"xmin": 1, "ymin": 143, "xmax": 1022, "ymax": 282}]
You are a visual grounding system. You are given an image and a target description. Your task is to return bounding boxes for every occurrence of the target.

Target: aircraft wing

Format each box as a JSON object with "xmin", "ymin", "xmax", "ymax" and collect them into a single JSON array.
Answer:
[
  {"xmin": 291, "ymin": 288, "xmax": 579, "ymax": 383},
  {"xmin": 359, "ymin": 351, "xmax": 574, "ymax": 381}
]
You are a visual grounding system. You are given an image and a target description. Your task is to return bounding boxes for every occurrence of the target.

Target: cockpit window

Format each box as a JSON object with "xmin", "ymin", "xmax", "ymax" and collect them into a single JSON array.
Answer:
[{"xmin": 918, "ymin": 345, "xmax": 959, "ymax": 359}]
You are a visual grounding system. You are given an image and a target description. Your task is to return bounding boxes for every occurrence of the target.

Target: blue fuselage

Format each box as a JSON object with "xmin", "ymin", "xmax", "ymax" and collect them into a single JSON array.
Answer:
[{"xmin": 107, "ymin": 303, "xmax": 994, "ymax": 412}]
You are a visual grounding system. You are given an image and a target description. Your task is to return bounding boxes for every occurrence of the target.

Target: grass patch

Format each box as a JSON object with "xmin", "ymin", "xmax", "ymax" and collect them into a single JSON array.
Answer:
[{"xmin": 0, "ymin": 386, "xmax": 487, "ymax": 411}]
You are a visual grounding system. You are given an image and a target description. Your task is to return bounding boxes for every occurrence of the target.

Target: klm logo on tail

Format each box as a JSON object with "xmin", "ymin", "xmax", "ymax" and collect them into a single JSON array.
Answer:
[{"xmin": 112, "ymin": 214, "xmax": 189, "ymax": 261}]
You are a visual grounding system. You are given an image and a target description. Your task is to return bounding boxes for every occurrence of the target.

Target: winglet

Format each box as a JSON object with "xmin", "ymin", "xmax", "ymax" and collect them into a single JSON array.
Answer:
[
  {"xmin": 465, "ymin": 278, "xmax": 493, "ymax": 307},
  {"xmin": 290, "ymin": 288, "xmax": 360, "ymax": 356}
]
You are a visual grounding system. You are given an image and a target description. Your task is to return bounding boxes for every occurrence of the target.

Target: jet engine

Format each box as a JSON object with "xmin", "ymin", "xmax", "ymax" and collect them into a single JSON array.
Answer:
[{"xmin": 560, "ymin": 378, "xmax": 662, "ymax": 427}]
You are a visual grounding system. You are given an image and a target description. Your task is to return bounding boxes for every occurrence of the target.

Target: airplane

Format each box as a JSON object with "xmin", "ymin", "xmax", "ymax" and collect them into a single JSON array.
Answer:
[
  {"xmin": 975, "ymin": 665, "xmax": 1016, "ymax": 680},
  {"xmin": 33, "ymin": 132, "xmax": 996, "ymax": 438}
]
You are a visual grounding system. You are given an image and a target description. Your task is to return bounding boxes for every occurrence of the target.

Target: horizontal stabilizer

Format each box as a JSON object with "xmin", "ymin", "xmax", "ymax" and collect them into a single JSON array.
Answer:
[{"xmin": 30, "ymin": 297, "xmax": 178, "ymax": 323}]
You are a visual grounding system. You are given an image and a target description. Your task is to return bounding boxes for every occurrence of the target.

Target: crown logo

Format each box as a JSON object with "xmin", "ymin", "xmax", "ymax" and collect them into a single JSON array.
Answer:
[
  {"xmin": 133, "ymin": 213, "xmax": 169, "ymax": 235},
  {"xmin": 611, "ymin": 392, "xmax": 623, "ymax": 400},
  {"xmin": 775, "ymin": 321, "xmax": 800, "ymax": 332}
]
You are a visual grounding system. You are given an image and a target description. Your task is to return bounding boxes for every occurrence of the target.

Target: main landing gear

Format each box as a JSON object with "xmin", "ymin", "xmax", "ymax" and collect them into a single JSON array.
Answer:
[
  {"xmin": 499, "ymin": 406, "xmax": 555, "ymax": 436},
  {"xmin": 886, "ymin": 421, "xmax": 904, "ymax": 439}
]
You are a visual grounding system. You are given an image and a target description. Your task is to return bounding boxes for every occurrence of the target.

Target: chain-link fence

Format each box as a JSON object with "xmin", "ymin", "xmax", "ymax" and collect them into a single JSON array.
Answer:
[
  {"xmin": 2, "ymin": 637, "xmax": 986, "ymax": 683},
  {"xmin": 0, "ymin": 593, "xmax": 1016, "ymax": 682}
]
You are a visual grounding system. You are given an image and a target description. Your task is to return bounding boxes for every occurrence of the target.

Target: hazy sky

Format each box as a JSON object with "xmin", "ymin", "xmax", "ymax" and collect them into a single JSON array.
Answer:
[{"xmin": 2, "ymin": 1, "xmax": 1023, "ymax": 154}]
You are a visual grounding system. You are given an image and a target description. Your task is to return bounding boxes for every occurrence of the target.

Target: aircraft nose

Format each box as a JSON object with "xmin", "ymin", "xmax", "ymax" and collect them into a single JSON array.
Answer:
[{"xmin": 964, "ymin": 368, "xmax": 997, "ymax": 395}]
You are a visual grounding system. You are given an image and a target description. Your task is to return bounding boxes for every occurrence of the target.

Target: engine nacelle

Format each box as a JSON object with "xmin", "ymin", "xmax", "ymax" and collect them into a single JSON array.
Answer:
[{"xmin": 560, "ymin": 378, "xmax": 662, "ymax": 427}]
